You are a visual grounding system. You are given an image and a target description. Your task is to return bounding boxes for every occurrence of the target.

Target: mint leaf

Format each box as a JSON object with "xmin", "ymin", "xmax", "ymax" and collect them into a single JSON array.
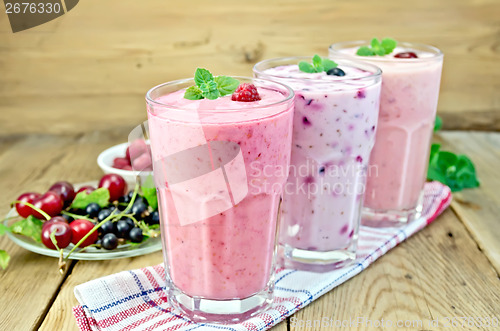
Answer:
[
  {"xmin": 434, "ymin": 115, "xmax": 443, "ymax": 132},
  {"xmin": 141, "ymin": 175, "xmax": 158, "ymax": 211},
  {"xmin": 299, "ymin": 56, "xmax": 338, "ymax": 74},
  {"xmin": 427, "ymin": 143, "xmax": 480, "ymax": 192},
  {"xmin": 71, "ymin": 188, "xmax": 110, "ymax": 209},
  {"xmin": 322, "ymin": 58, "xmax": 338, "ymax": 71},
  {"xmin": 184, "ymin": 86, "xmax": 203, "ymax": 100},
  {"xmin": 203, "ymin": 88, "xmax": 220, "ymax": 100},
  {"xmin": 214, "ymin": 76, "xmax": 239, "ymax": 96},
  {"xmin": 356, "ymin": 46, "xmax": 375, "ymax": 56},
  {"xmin": 357, "ymin": 38, "xmax": 398, "ymax": 56},
  {"xmin": 381, "ymin": 38, "xmax": 397, "ymax": 54},
  {"xmin": 312, "ymin": 55, "xmax": 323, "ymax": 72},
  {"xmin": 194, "ymin": 68, "xmax": 214, "ymax": 87},
  {"xmin": 298, "ymin": 61, "xmax": 316, "ymax": 73},
  {"xmin": 10, "ymin": 215, "xmax": 43, "ymax": 243},
  {"xmin": 0, "ymin": 250, "xmax": 9, "ymax": 270}
]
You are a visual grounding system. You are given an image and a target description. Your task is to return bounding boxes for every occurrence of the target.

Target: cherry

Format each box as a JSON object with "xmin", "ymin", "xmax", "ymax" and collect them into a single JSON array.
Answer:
[
  {"xmin": 98, "ymin": 174, "xmax": 127, "ymax": 202},
  {"xmin": 15, "ymin": 192, "xmax": 41, "ymax": 218},
  {"xmin": 112, "ymin": 157, "xmax": 130, "ymax": 170},
  {"xmin": 77, "ymin": 186, "xmax": 95, "ymax": 195},
  {"xmin": 49, "ymin": 181, "xmax": 75, "ymax": 207},
  {"xmin": 70, "ymin": 219, "xmax": 98, "ymax": 248},
  {"xmin": 394, "ymin": 52, "xmax": 418, "ymax": 59},
  {"xmin": 32, "ymin": 192, "xmax": 64, "ymax": 219},
  {"xmin": 41, "ymin": 221, "xmax": 72, "ymax": 250},
  {"xmin": 42, "ymin": 216, "xmax": 68, "ymax": 229}
]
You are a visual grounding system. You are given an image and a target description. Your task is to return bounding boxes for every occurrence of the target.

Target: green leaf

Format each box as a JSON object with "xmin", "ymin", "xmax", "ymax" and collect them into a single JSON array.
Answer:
[
  {"xmin": 434, "ymin": 115, "xmax": 443, "ymax": 132},
  {"xmin": 194, "ymin": 68, "xmax": 214, "ymax": 88},
  {"xmin": 298, "ymin": 61, "xmax": 316, "ymax": 73},
  {"xmin": 203, "ymin": 89, "xmax": 220, "ymax": 100},
  {"xmin": 0, "ymin": 250, "xmax": 9, "ymax": 270},
  {"xmin": 312, "ymin": 54, "xmax": 323, "ymax": 71},
  {"xmin": 381, "ymin": 38, "xmax": 397, "ymax": 54},
  {"xmin": 141, "ymin": 175, "xmax": 158, "ymax": 211},
  {"xmin": 10, "ymin": 216, "xmax": 43, "ymax": 243},
  {"xmin": 322, "ymin": 58, "xmax": 338, "ymax": 71},
  {"xmin": 184, "ymin": 86, "xmax": 203, "ymax": 100},
  {"xmin": 356, "ymin": 46, "xmax": 375, "ymax": 56},
  {"xmin": 0, "ymin": 223, "xmax": 10, "ymax": 235},
  {"xmin": 427, "ymin": 144, "xmax": 480, "ymax": 191},
  {"xmin": 71, "ymin": 188, "xmax": 110, "ymax": 209},
  {"xmin": 357, "ymin": 38, "xmax": 398, "ymax": 56},
  {"xmin": 214, "ymin": 76, "xmax": 239, "ymax": 96}
]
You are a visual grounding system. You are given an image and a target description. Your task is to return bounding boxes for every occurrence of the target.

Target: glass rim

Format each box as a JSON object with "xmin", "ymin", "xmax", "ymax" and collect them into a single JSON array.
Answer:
[
  {"xmin": 145, "ymin": 76, "xmax": 295, "ymax": 113},
  {"xmin": 253, "ymin": 56, "xmax": 382, "ymax": 84},
  {"xmin": 329, "ymin": 40, "xmax": 443, "ymax": 63}
]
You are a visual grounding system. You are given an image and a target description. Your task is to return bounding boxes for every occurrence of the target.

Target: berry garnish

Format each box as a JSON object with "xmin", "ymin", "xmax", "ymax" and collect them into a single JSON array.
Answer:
[
  {"xmin": 394, "ymin": 52, "xmax": 418, "ymax": 58},
  {"xmin": 326, "ymin": 68, "xmax": 346, "ymax": 76},
  {"xmin": 231, "ymin": 83, "xmax": 261, "ymax": 102}
]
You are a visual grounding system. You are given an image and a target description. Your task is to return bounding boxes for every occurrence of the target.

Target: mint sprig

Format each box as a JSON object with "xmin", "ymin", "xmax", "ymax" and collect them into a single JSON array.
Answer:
[
  {"xmin": 356, "ymin": 38, "xmax": 397, "ymax": 56},
  {"xmin": 427, "ymin": 116, "xmax": 480, "ymax": 192},
  {"xmin": 184, "ymin": 68, "xmax": 239, "ymax": 100},
  {"xmin": 299, "ymin": 55, "xmax": 338, "ymax": 74}
]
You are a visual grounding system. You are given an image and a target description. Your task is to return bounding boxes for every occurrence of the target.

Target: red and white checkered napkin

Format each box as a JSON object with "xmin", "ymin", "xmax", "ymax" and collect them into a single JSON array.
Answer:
[{"xmin": 73, "ymin": 181, "xmax": 451, "ymax": 331}]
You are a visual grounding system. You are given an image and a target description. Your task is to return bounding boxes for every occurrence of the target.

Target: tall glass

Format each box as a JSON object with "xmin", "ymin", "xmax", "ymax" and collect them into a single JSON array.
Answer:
[
  {"xmin": 329, "ymin": 41, "xmax": 443, "ymax": 226},
  {"xmin": 146, "ymin": 77, "xmax": 294, "ymax": 322},
  {"xmin": 254, "ymin": 57, "xmax": 382, "ymax": 271}
]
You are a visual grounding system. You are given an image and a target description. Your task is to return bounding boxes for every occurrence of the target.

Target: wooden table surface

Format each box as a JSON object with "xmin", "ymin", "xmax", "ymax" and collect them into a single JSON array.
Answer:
[
  {"xmin": 0, "ymin": 131, "xmax": 499, "ymax": 331},
  {"xmin": 1, "ymin": 0, "xmax": 500, "ymax": 330}
]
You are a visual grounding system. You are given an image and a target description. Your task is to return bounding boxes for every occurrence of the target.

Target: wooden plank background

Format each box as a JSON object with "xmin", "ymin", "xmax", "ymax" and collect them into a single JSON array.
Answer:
[{"xmin": 1, "ymin": 0, "xmax": 500, "ymax": 137}]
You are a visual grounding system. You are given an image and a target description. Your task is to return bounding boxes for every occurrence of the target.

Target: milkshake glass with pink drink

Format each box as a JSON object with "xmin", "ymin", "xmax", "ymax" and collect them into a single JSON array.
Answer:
[
  {"xmin": 146, "ymin": 75, "xmax": 294, "ymax": 322},
  {"xmin": 329, "ymin": 41, "xmax": 443, "ymax": 226},
  {"xmin": 254, "ymin": 57, "xmax": 382, "ymax": 271}
]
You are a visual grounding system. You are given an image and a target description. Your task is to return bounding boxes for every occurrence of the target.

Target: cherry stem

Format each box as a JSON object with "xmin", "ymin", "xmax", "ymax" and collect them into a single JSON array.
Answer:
[
  {"xmin": 12, "ymin": 200, "xmax": 50, "ymax": 221},
  {"xmin": 62, "ymin": 182, "xmax": 141, "ymax": 262},
  {"xmin": 60, "ymin": 211, "xmax": 94, "ymax": 222}
]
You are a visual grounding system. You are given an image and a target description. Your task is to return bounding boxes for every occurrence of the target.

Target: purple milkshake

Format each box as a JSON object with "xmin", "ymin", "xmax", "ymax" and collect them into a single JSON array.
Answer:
[{"xmin": 254, "ymin": 57, "xmax": 382, "ymax": 270}]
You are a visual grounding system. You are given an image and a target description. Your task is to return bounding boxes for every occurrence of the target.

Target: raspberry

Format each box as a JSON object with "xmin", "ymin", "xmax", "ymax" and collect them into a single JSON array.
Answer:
[{"xmin": 231, "ymin": 83, "xmax": 261, "ymax": 102}]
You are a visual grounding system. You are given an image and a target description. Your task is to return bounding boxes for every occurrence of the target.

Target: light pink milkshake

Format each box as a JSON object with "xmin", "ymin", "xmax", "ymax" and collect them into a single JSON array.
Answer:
[
  {"xmin": 254, "ymin": 57, "xmax": 382, "ymax": 271},
  {"xmin": 146, "ymin": 77, "xmax": 294, "ymax": 322},
  {"xmin": 329, "ymin": 42, "xmax": 443, "ymax": 226}
]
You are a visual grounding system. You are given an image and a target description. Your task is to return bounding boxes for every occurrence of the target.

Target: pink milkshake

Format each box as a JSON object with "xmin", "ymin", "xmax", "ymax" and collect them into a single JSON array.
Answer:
[
  {"xmin": 329, "ymin": 41, "xmax": 443, "ymax": 226},
  {"xmin": 254, "ymin": 57, "xmax": 382, "ymax": 271},
  {"xmin": 146, "ymin": 77, "xmax": 294, "ymax": 322}
]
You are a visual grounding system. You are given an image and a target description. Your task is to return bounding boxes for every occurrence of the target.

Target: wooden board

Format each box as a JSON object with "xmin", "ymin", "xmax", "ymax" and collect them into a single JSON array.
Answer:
[
  {"xmin": 1, "ymin": 0, "xmax": 500, "ymax": 136},
  {"xmin": 437, "ymin": 131, "xmax": 500, "ymax": 274}
]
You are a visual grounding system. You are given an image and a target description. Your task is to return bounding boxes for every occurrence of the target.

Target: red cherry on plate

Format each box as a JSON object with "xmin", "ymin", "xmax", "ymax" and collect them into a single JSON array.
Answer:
[
  {"xmin": 70, "ymin": 219, "xmax": 98, "ymax": 248},
  {"xmin": 98, "ymin": 174, "xmax": 127, "ymax": 202},
  {"xmin": 76, "ymin": 186, "xmax": 95, "ymax": 195},
  {"xmin": 15, "ymin": 192, "xmax": 41, "ymax": 218},
  {"xmin": 42, "ymin": 216, "xmax": 68, "ymax": 229},
  {"xmin": 49, "ymin": 181, "xmax": 75, "ymax": 207},
  {"xmin": 41, "ymin": 221, "xmax": 72, "ymax": 250},
  {"xmin": 113, "ymin": 157, "xmax": 131, "ymax": 170},
  {"xmin": 32, "ymin": 192, "xmax": 64, "ymax": 219}
]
